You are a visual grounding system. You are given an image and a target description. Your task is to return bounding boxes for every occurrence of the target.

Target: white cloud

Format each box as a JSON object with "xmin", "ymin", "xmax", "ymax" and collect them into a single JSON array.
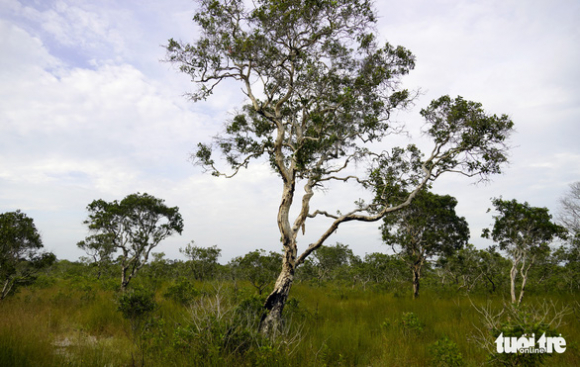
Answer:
[
  {"xmin": 12, "ymin": 0, "xmax": 127, "ymax": 56},
  {"xmin": 0, "ymin": 0, "xmax": 578, "ymax": 262}
]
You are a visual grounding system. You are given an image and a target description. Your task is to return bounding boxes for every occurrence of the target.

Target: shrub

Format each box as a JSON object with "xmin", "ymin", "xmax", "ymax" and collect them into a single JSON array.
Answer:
[
  {"xmin": 117, "ymin": 287, "xmax": 157, "ymax": 339},
  {"xmin": 473, "ymin": 301, "xmax": 569, "ymax": 366},
  {"xmin": 163, "ymin": 278, "xmax": 199, "ymax": 305},
  {"xmin": 429, "ymin": 337, "xmax": 465, "ymax": 367},
  {"xmin": 399, "ymin": 312, "xmax": 424, "ymax": 334}
]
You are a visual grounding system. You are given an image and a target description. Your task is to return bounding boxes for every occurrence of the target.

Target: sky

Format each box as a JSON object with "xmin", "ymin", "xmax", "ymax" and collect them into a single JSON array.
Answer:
[{"xmin": 1, "ymin": 0, "xmax": 579, "ymax": 263}]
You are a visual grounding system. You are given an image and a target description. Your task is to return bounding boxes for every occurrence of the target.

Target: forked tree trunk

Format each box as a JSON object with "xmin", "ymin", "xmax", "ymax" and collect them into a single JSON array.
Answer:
[
  {"xmin": 259, "ymin": 176, "xmax": 298, "ymax": 336},
  {"xmin": 260, "ymin": 261, "xmax": 295, "ymax": 336},
  {"xmin": 517, "ymin": 256, "xmax": 534, "ymax": 305}
]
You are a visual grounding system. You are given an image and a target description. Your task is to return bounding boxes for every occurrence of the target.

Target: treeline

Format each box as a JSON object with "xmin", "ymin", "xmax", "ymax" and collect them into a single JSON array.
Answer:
[
  {"xmin": 2, "ymin": 182, "xmax": 579, "ymax": 305},
  {"xmin": 30, "ymin": 239, "xmax": 579, "ymax": 299}
]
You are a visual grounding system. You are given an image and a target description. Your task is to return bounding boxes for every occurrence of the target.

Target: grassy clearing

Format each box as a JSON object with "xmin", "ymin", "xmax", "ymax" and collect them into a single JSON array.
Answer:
[{"xmin": 0, "ymin": 280, "xmax": 578, "ymax": 366}]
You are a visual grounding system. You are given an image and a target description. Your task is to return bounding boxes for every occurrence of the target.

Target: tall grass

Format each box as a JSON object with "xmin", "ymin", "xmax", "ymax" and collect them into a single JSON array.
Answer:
[{"xmin": 0, "ymin": 279, "xmax": 578, "ymax": 366}]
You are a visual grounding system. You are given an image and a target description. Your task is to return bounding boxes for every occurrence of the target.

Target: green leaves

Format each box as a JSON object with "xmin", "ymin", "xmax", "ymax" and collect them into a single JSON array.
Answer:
[
  {"xmin": 381, "ymin": 190, "xmax": 470, "ymax": 259},
  {"xmin": 0, "ymin": 210, "xmax": 53, "ymax": 300},
  {"xmin": 82, "ymin": 193, "xmax": 183, "ymax": 289},
  {"xmin": 483, "ymin": 198, "xmax": 567, "ymax": 252},
  {"xmin": 167, "ymin": 0, "xmax": 416, "ymax": 179},
  {"xmin": 0, "ymin": 210, "xmax": 43, "ymax": 255},
  {"xmin": 421, "ymin": 95, "xmax": 514, "ymax": 178}
]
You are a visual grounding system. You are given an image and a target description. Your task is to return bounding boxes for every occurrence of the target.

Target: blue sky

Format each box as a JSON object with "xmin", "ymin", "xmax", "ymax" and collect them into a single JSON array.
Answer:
[{"xmin": 1, "ymin": 0, "xmax": 579, "ymax": 263}]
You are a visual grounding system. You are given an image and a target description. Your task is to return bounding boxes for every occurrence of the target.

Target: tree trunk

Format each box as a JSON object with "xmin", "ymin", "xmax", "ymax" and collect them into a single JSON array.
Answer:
[
  {"xmin": 1, "ymin": 279, "xmax": 13, "ymax": 300},
  {"xmin": 517, "ymin": 257, "xmax": 533, "ymax": 305},
  {"xmin": 485, "ymin": 274, "xmax": 496, "ymax": 293},
  {"xmin": 509, "ymin": 261, "xmax": 518, "ymax": 304},
  {"xmin": 259, "ymin": 174, "xmax": 298, "ymax": 336},
  {"xmin": 260, "ymin": 261, "xmax": 294, "ymax": 337},
  {"xmin": 121, "ymin": 267, "xmax": 129, "ymax": 291},
  {"xmin": 412, "ymin": 265, "xmax": 421, "ymax": 299}
]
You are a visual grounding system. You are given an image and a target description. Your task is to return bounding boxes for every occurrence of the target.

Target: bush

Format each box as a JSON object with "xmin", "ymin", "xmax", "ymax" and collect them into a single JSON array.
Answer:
[
  {"xmin": 429, "ymin": 337, "xmax": 465, "ymax": 367},
  {"xmin": 474, "ymin": 301, "xmax": 569, "ymax": 366},
  {"xmin": 118, "ymin": 288, "xmax": 157, "ymax": 320},
  {"xmin": 117, "ymin": 287, "xmax": 157, "ymax": 341},
  {"xmin": 399, "ymin": 312, "xmax": 424, "ymax": 334},
  {"xmin": 163, "ymin": 278, "xmax": 199, "ymax": 305}
]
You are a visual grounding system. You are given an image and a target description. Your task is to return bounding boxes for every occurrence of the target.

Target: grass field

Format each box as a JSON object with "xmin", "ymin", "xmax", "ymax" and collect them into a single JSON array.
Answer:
[{"xmin": 1, "ymin": 279, "xmax": 578, "ymax": 366}]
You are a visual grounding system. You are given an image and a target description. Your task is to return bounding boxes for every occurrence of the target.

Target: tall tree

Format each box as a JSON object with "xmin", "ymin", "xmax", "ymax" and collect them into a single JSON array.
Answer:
[
  {"xmin": 81, "ymin": 193, "xmax": 184, "ymax": 291},
  {"xmin": 381, "ymin": 190, "xmax": 469, "ymax": 298},
  {"xmin": 166, "ymin": 0, "xmax": 513, "ymax": 334},
  {"xmin": 482, "ymin": 198, "xmax": 566, "ymax": 304},
  {"xmin": 0, "ymin": 210, "xmax": 55, "ymax": 300}
]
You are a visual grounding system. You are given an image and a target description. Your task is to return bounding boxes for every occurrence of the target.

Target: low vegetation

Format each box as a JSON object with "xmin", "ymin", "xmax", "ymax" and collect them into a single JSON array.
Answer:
[{"xmin": 1, "ymin": 251, "xmax": 578, "ymax": 366}]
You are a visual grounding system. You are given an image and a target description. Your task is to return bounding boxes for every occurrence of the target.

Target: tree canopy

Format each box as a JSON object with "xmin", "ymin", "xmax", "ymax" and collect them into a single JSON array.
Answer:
[
  {"xmin": 482, "ymin": 198, "xmax": 566, "ymax": 304},
  {"xmin": 381, "ymin": 190, "xmax": 469, "ymax": 297},
  {"xmin": 180, "ymin": 242, "xmax": 222, "ymax": 281},
  {"xmin": 0, "ymin": 210, "xmax": 55, "ymax": 300}
]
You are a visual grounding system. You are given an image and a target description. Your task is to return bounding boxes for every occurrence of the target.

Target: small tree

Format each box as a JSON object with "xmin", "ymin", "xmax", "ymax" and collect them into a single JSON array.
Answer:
[
  {"xmin": 482, "ymin": 198, "xmax": 566, "ymax": 304},
  {"xmin": 81, "ymin": 193, "xmax": 184, "ymax": 291},
  {"xmin": 558, "ymin": 181, "xmax": 580, "ymax": 241},
  {"xmin": 77, "ymin": 233, "xmax": 115, "ymax": 279},
  {"xmin": 437, "ymin": 244, "xmax": 510, "ymax": 294},
  {"xmin": 180, "ymin": 242, "xmax": 221, "ymax": 281},
  {"xmin": 381, "ymin": 190, "xmax": 469, "ymax": 298},
  {"xmin": 558, "ymin": 182, "xmax": 580, "ymax": 290},
  {"xmin": 310, "ymin": 242, "xmax": 360, "ymax": 282},
  {"xmin": 351, "ymin": 252, "xmax": 408, "ymax": 290},
  {"xmin": 230, "ymin": 249, "xmax": 282, "ymax": 294},
  {"xmin": 0, "ymin": 210, "xmax": 56, "ymax": 300}
]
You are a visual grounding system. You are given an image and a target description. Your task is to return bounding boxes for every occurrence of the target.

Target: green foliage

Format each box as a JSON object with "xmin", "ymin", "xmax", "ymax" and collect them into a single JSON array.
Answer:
[
  {"xmin": 482, "ymin": 303, "xmax": 566, "ymax": 366},
  {"xmin": 429, "ymin": 337, "xmax": 465, "ymax": 367},
  {"xmin": 0, "ymin": 279, "xmax": 579, "ymax": 366},
  {"xmin": 381, "ymin": 190, "xmax": 469, "ymax": 297},
  {"xmin": 76, "ymin": 233, "xmax": 115, "ymax": 279},
  {"xmin": 382, "ymin": 311, "xmax": 424, "ymax": 336},
  {"xmin": 298, "ymin": 243, "xmax": 361, "ymax": 284},
  {"xmin": 351, "ymin": 252, "xmax": 408, "ymax": 290},
  {"xmin": 437, "ymin": 244, "xmax": 511, "ymax": 294},
  {"xmin": 399, "ymin": 311, "xmax": 424, "ymax": 334},
  {"xmin": 483, "ymin": 198, "xmax": 567, "ymax": 304},
  {"xmin": 180, "ymin": 242, "xmax": 221, "ymax": 281},
  {"xmin": 381, "ymin": 190, "xmax": 469, "ymax": 257},
  {"xmin": 483, "ymin": 198, "xmax": 567, "ymax": 253},
  {"xmin": 81, "ymin": 193, "xmax": 183, "ymax": 290},
  {"xmin": 0, "ymin": 210, "xmax": 55, "ymax": 300},
  {"xmin": 169, "ymin": 290, "xmax": 298, "ymax": 366},
  {"xmin": 229, "ymin": 249, "xmax": 281, "ymax": 294},
  {"xmin": 117, "ymin": 287, "xmax": 157, "ymax": 321},
  {"xmin": 163, "ymin": 278, "xmax": 199, "ymax": 305},
  {"xmin": 420, "ymin": 95, "xmax": 514, "ymax": 177}
]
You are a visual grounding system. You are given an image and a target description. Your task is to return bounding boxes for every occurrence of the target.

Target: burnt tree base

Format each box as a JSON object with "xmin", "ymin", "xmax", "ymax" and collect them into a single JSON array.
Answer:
[{"xmin": 259, "ymin": 272, "xmax": 293, "ymax": 337}]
